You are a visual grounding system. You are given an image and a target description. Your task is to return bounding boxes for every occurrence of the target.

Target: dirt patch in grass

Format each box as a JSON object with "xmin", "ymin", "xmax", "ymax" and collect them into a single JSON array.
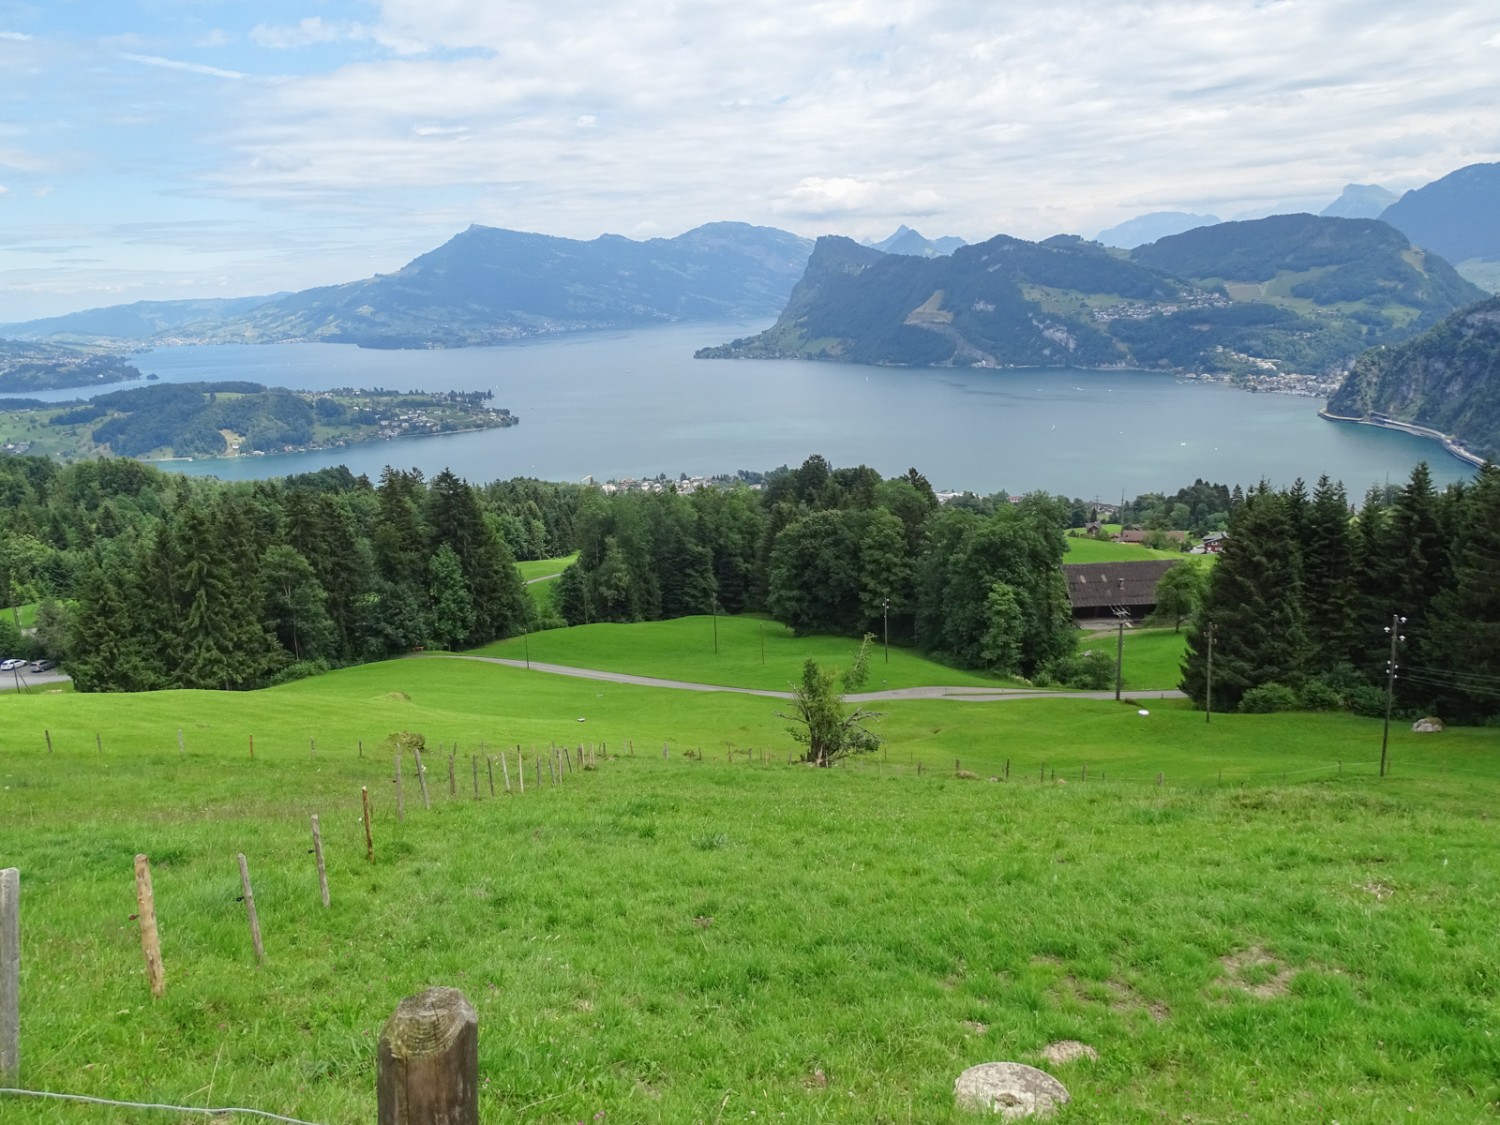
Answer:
[
  {"xmin": 383, "ymin": 691, "xmax": 411, "ymax": 701},
  {"xmin": 1218, "ymin": 945, "xmax": 1294, "ymax": 999},
  {"xmin": 962, "ymin": 1019, "xmax": 989, "ymax": 1035},
  {"xmin": 1041, "ymin": 1040, "xmax": 1098, "ymax": 1065},
  {"xmin": 1357, "ymin": 880, "xmax": 1394, "ymax": 901},
  {"xmin": 1049, "ymin": 970, "xmax": 1170, "ymax": 1022}
]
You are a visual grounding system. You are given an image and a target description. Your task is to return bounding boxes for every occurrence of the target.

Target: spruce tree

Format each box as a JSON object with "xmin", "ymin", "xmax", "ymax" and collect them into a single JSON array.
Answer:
[{"xmin": 1182, "ymin": 487, "xmax": 1308, "ymax": 709}]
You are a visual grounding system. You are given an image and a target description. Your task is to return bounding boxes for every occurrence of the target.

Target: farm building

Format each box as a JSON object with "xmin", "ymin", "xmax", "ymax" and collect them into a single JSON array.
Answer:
[{"xmin": 1062, "ymin": 559, "xmax": 1180, "ymax": 621}]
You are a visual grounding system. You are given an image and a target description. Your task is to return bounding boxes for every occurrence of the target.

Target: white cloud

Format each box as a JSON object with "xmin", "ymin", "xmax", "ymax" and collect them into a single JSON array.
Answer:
[
  {"xmin": 119, "ymin": 52, "xmax": 247, "ymax": 80},
  {"xmin": 250, "ymin": 18, "xmax": 368, "ymax": 50}
]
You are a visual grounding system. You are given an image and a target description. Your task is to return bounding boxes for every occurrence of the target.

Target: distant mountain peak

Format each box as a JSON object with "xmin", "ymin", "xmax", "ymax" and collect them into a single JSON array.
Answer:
[
  {"xmin": 1095, "ymin": 211, "xmax": 1221, "ymax": 249},
  {"xmin": 1320, "ymin": 183, "xmax": 1398, "ymax": 219},
  {"xmin": 870, "ymin": 227, "xmax": 967, "ymax": 258}
]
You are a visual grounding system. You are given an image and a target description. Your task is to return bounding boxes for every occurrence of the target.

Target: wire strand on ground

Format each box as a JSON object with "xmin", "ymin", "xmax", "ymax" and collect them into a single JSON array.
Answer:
[{"xmin": 0, "ymin": 1087, "xmax": 326, "ymax": 1125}]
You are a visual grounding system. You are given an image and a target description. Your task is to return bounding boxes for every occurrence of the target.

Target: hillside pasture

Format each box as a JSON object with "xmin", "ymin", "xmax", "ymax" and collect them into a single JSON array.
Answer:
[{"xmin": 0, "ymin": 655, "xmax": 1497, "ymax": 1123}]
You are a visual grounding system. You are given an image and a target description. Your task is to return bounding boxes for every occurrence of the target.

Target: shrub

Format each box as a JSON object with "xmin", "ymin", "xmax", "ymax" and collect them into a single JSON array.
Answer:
[
  {"xmin": 1298, "ymin": 680, "xmax": 1343, "ymax": 712},
  {"xmin": 1345, "ymin": 684, "xmax": 1389, "ymax": 719},
  {"xmin": 1040, "ymin": 648, "xmax": 1115, "ymax": 691},
  {"xmin": 1239, "ymin": 682, "xmax": 1299, "ymax": 713}
]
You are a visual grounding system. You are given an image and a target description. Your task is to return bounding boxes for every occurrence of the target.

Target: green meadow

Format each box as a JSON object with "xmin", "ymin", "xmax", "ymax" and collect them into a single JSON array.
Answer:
[
  {"xmin": 1060, "ymin": 536, "xmax": 1187, "ymax": 563},
  {"xmin": 1, "ymin": 628, "xmax": 1498, "ymax": 1123}
]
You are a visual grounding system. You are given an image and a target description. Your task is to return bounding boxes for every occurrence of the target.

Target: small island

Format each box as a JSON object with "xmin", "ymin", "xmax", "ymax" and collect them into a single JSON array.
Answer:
[{"xmin": 0, "ymin": 381, "xmax": 518, "ymax": 463}]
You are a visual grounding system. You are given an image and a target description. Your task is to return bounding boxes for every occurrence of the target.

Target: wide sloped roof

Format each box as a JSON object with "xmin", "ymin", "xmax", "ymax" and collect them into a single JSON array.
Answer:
[{"xmin": 1062, "ymin": 559, "xmax": 1180, "ymax": 609}]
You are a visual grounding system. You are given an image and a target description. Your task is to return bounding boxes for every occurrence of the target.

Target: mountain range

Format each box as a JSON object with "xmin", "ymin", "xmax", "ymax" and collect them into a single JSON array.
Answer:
[
  {"xmin": 1, "ymin": 223, "xmax": 814, "ymax": 350},
  {"xmin": 862, "ymin": 226, "xmax": 967, "ymax": 257},
  {"xmin": 698, "ymin": 215, "xmax": 1486, "ymax": 377}
]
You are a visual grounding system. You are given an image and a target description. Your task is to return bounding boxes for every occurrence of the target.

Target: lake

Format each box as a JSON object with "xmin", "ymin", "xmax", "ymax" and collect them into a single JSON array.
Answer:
[{"xmin": 98, "ymin": 321, "xmax": 1472, "ymax": 499}]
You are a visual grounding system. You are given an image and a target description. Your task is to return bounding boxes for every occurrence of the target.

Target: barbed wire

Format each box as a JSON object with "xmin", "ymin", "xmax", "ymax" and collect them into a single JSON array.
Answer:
[{"xmin": 0, "ymin": 1087, "xmax": 327, "ymax": 1125}]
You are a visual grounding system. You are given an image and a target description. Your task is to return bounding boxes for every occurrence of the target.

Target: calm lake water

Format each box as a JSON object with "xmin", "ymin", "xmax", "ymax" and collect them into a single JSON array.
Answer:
[{"xmin": 95, "ymin": 321, "xmax": 1472, "ymax": 498}]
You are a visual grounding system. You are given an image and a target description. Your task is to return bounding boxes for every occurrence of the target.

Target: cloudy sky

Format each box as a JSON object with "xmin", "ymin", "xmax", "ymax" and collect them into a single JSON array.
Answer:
[{"xmin": 0, "ymin": 0, "xmax": 1495, "ymax": 319}]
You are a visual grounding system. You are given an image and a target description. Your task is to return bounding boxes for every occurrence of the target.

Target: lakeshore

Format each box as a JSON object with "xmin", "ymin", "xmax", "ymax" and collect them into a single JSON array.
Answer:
[{"xmin": 1318, "ymin": 408, "xmax": 1489, "ymax": 468}]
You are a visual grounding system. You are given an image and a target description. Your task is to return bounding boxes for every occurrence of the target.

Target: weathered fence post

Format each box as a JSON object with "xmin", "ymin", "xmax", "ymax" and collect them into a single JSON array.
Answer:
[
  {"xmin": 395, "ymin": 752, "xmax": 405, "ymax": 824},
  {"xmin": 237, "ymin": 854, "xmax": 265, "ymax": 965},
  {"xmin": 133, "ymin": 855, "xmax": 165, "ymax": 997},
  {"xmin": 471, "ymin": 756, "xmax": 479, "ymax": 800},
  {"xmin": 362, "ymin": 786, "xmax": 374, "ymax": 863},
  {"xmin": 311, "ymin": 814, "xmax": 330, "ymax": 907},
  {"xmin": 447, "ymin": 754, "xmax": 456, "ymax": 798},
  {"xmin": 415, "ymin": 748, "xmax": 431, "ymax": 810},
  {"xmin": 376, "ymin": 987, "xmax": 479, "ymax": 1125},
  {"xmin": 249, "ymin": 734, "xmax": 254, "ymax": 759},
  {"xmin": 96, "ymin": 732, "xmax": 103, "ymax": 754},
  {"xmin": 1, "ymin": 867, "xmax": 17, "ymax": 1078},
  {"xmin": 44, "ymin": 730, "xmax": 52, "ymax": 754},
  {"xmin": 500, "ymin": 752, "xmax": 512, "ymax": 795}
]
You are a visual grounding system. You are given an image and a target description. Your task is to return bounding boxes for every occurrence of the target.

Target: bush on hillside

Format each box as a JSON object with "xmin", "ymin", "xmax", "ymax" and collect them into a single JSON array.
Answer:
[{"xmin": 1239, "ymin": 682, "xmax": 1300, "ymax": 713}]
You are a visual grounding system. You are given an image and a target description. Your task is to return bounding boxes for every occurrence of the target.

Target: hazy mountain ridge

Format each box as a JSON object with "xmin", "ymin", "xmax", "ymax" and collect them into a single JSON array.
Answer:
[
  {"xmin": 4, "ymin": 223, "xmax": 815, "ymax": 351},
  {"xmin": 866, "ymin": 226, "xmax": 967, "ymax": 257},
  {"xmin": 0, "ymin": 295, "xmax": 284, "ymax": 344},
  {"xmin": 700, "ymin": 217, "xmax": 1483, "ymax": 377},
  {"xmin": 1326, "ymin": 296, "xmax": 1500, "ymax": 461},
  {"xmin": 1378, "ymin": 162, "xmax": 1500, "ymax": 269},
  {"xmin": 1096, "ymin": 211, "xmax": 1221, "ymax": 249}
]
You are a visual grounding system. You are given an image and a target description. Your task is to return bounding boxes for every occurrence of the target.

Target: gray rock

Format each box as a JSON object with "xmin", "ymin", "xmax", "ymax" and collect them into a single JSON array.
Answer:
[
  {"xmin": 954, "ymin": 1062, "xmax": 1070, "ymax": 1118},
  {"xmin": 1412, "ymin": 716, "xmax": 1445, "ymax": 733}
]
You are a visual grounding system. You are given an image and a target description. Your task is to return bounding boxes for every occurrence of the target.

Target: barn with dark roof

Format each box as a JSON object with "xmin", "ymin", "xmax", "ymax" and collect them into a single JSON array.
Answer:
[{"xmin": 1062, "ymin": 560, "xmax": 1181, "ymax": 621}]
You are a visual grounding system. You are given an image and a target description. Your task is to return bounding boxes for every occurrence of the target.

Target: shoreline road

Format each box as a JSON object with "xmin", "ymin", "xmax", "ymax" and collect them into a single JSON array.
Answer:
[{"xmin": 413, "ymin": 652, "xmax": 1186, "ymax": 703}]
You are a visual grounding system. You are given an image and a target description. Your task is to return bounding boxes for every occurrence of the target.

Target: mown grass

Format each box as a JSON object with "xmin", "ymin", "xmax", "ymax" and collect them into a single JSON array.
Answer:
[
  {"xmin": 517, "ymin": 554, "xmax": 577, "ymax": 583},
  {"xmin": 472, "ymin": 616, "xmax": 1026, "ymax": 693},
  {"xmin": 2, "ymin": 649, "xmax": 1499, "ymax": 1123},
  {"xmin": 1061, "ymin": 536, "xmax": 1186, "ymax": 563}
]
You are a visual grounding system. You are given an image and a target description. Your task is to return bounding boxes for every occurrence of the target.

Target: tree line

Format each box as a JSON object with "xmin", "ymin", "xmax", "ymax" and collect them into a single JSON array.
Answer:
[
  {"xmin": 0, "ymin": 458, "xmax": 590, "ymax": 691},
  {"xmin": 1180, "ymin": 463, "xmax": 1500, "ymax": 724}
]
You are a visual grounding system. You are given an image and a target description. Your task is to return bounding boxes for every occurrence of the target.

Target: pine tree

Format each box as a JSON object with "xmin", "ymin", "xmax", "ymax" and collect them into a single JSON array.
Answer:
[
  {"xmin": 1301, "ymin": 476, "xmax": 1358, "ymax": 669},
  {"xmin": 1182, "ymin": 487, "xmax": 1308, "ymax": 709}
]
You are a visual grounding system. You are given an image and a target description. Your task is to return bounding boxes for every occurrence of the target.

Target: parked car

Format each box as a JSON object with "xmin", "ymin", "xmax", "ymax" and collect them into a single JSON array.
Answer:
[
  {"xmin": 0, "ymin": 658, "xmax": 24, "ymax": 671},
  {"xmin": 29, "ymin": 659, "xmax": 55, "ymax": 673}
]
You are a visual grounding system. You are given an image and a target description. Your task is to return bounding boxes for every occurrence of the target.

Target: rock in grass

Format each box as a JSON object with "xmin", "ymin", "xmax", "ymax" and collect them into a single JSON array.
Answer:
[
  {"xmin": 954, "ymin": 1061, "xmax": 1070, "ymax": 1118},
  {"xmin": 1412, "ymin": 716, "xmax": 1444, "ymax": 732}
]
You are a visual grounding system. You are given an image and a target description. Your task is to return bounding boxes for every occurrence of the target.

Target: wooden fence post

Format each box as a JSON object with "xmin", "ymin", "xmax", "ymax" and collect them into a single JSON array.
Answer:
[
  {"xmin": 471, "ymin": 756, "xmax": 479, "ymax": 800},
  {"xmin": 237, "ymin": 854, "xmax": 265, "ymax": 965},
  {"xmin": 500, "ymin": 752, "xmax": 512, "ymax": 795},
  {"xmin": 311, "ymin": 814, "xmax": 330, "ymax": 907},
  {"xmin": 415, "ymin": 748, "xmax": 431, "ymax": 810},
  {"xmin": 95, "ymin": 732, "xmax": 103, "ymax": 754},
  {"xmin": 395, "ymin": 752, "xmax": 405, "ymax": 824},
  {"xmin": 44, "ymin": 730, "xmax": 51, "ymax": 754},
  {"xmin": 1, "ymin": 867, "xmax": 17, "ymax": 1078},
  {"xmin": 376, "ymin": 987, "xmax": 479, "ymax": 1125},
  {"xmin": 362, "ymin": 787, "xmax": 374, "ymax": 863},
  {"xmin": 133, "ymin": 855, "xmax": 165, "ymax": 997},
  {"xmin": 447, "ymin": 754, "xmax": 456, "ymax": 798},
  {"xmin": 486, "ymin": 756, "xmax": 495, "ymax": 797}
]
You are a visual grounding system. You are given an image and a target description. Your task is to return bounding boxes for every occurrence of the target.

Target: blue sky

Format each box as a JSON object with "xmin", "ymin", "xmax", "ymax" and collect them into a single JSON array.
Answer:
[{"xmin": 1, "ymin": 0, "xmax": 1496, "ymax": 320}]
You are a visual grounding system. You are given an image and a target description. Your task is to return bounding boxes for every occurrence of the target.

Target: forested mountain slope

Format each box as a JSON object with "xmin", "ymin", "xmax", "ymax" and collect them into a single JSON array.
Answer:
[
  {"xmin": 1327, "ymin": 296, "xmax": 1500, "ymax": 462},
  {"xmin": 700, "ymin": 217, "xmax": 1482, "ymax": 377}
]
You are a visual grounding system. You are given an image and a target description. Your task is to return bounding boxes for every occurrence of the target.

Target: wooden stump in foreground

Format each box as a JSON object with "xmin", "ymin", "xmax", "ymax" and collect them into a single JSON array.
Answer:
[{"xmin": 377, "ymin": 986, "xmax": 479, "ymax": 1125}]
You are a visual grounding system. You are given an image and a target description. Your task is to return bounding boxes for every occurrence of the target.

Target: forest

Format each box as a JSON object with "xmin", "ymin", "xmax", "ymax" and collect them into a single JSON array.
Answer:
[{"xmin": 0, "ymin": 451, "xmax": 1493, "ymax": 723}]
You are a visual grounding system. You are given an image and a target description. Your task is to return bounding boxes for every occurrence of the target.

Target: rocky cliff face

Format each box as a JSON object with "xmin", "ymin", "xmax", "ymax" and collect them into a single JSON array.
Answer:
[{"xmin": 1327, "ymin": 297, "xmax": 1500, "ymax": 461}]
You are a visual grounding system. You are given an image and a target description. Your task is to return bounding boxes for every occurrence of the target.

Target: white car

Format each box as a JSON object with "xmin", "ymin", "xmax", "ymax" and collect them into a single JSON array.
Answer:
[{"xmin": 0, "ymin": 659, "xmax": 24, "ymax": 671}]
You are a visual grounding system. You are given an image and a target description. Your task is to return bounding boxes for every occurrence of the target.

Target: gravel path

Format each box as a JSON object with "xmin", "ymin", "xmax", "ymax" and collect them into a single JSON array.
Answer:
[{"xmin": 414, "ymin": 653, "xmax": 1185, "ymax": 703}]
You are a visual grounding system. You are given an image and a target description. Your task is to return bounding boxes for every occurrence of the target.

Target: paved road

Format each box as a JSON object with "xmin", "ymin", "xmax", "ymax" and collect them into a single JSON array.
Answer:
[
  {"xmin": 0, "ymin": 668, "xmax": 70, "ymax": 692},
  {"xmin": 415, "ymin": 653, "xmax": 1185, "ymax": 703}
]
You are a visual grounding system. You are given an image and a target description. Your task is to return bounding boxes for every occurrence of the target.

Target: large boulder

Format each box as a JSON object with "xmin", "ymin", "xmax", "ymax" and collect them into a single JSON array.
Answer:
[{"xmin": 1412, "ymin": 716, "xmax": 1445, "ymax": 733}]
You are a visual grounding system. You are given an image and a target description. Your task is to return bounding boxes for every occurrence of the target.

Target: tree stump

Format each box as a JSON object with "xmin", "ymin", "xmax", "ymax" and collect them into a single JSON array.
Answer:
[{"xmin": 377, "ymin": 987, "xmax": 479, "ymax": 1125}]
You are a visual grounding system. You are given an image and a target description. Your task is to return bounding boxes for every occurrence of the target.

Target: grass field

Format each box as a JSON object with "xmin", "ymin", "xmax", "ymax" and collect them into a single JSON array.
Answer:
[
  {"xmin": 1061, "ymin": 536, "xmax": 1195, "ymax": 563},
  {"xmin": 479, "ymin": 614, "xmax": 1187, "ymax": 694},
  {"xmin": 517, "ymin": 554, "xmax": 577, "ymax": 583},
  {"xmin": 2, "ymin": 634, "xmax": 1498, "ymax": 1123}
]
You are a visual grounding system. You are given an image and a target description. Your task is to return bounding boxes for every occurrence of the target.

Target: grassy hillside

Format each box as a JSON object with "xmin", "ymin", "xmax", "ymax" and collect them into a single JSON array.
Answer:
[{"xmin": 0, "ymin": 655, "xmax": 1497, "ymax": 1123}]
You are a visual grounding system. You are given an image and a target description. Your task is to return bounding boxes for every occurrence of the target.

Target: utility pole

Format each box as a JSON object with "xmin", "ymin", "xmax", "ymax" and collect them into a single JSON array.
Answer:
[
  {"xmin": 1113, "ymin": 606, "xmax": 1130, "ymax": 701},
  {"xmin": 882, "ymin": 598, "xmax": 890, "ymax": 664},
  {"xmin": 1381, "ymin": 613, "xmax": 1406, "ymax": 778},
  {"xmin": 1204, "ymin": 621, "xmax": 1216, "ymax": 724},
  {"xmin": 711, "ymin": 594, "xmax": 719, "ymax": 655}
]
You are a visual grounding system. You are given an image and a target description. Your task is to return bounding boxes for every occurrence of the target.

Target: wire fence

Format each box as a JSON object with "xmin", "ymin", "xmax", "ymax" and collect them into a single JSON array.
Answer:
[{"xmin": 0, "ymin": 1088, "xmax": 326, "ymax": 1125}]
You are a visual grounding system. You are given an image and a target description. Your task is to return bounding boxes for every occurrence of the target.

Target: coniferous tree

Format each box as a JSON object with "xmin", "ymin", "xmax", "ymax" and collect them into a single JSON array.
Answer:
[
  {"xmin": 1301, "ymin": 476, "xmax": 1359, "ymax": 668},
  {"xmin": 1182, "ymin": 487, "xmax": 1308, "ymax": 709}
]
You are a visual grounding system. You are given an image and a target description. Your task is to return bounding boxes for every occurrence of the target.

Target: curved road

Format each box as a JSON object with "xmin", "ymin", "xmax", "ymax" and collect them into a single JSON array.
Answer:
[{"xmin": 414, "ymin": 652, "xmax": 1185, "ymax": 703}]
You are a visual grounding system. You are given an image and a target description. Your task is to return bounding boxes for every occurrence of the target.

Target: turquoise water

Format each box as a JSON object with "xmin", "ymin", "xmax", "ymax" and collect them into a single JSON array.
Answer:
[{"xmin": 106, "ymin": 322, "xmax": 1472, "ymax": 497}]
